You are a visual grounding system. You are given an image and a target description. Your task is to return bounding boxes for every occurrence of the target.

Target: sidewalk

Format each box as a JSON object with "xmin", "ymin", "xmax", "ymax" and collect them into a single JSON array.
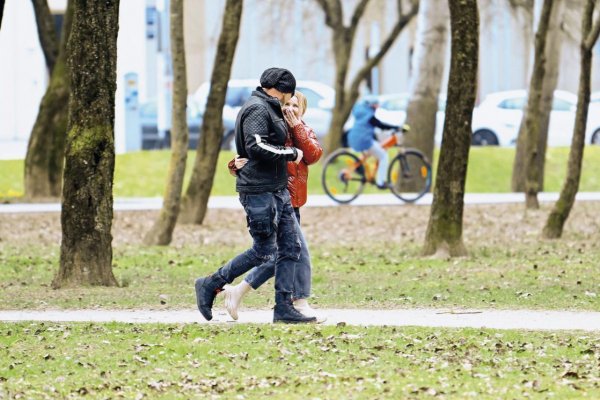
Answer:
[{"xmin": 2, "ymin": 308, "xmax": 600, "ymax": 331}]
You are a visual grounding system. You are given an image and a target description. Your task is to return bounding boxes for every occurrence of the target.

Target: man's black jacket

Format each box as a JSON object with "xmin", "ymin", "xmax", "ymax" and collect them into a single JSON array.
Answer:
[{"xmin": 234, "ymin": 88, "xmax": 298, "ymax": 193}]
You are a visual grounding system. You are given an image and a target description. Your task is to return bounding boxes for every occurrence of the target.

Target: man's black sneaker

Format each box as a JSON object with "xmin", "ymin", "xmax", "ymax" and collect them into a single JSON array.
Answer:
[
  {"xmin": 273, "ymin": 303, "xmax": 317, "ymax": 324},
  {"xmin": 195, "ymin": 276, "xmax": 224, "ymax": 321}
]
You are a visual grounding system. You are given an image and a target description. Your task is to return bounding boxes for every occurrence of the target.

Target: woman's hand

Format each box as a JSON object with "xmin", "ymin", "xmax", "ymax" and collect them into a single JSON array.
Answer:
[
  {"xmin": 234, "ymin": 156, "xmax": 248, "ymax": 170},
  {"xmin": 283, "ymin": 107, "xmax": 301, "ymax": 127}
]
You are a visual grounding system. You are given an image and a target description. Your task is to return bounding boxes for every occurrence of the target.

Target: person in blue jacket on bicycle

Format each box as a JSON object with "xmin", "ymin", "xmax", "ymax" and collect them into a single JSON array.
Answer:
[{"xmin": 347, "ymin": 98, "xmax": 400, "ymax": 189}]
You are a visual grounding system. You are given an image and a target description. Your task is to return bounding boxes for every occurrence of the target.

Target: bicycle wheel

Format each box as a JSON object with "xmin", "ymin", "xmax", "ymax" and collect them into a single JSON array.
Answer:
[
  {"xmin": 388, "ymin": 150, "xmax": 432, "ymax": 202},
  {"xmin": 321, "ymin": 149, "xmax": 366, "ymax": 204}
]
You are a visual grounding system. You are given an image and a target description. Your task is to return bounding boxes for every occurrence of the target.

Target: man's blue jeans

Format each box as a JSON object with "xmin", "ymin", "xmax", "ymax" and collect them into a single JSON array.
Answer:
[
  {"xmin": 213, "ymin": 188, "xmax": 301, "ymax": 299},
  {"xmin": 244, "ymin": 208, "xmax": 311, "ymax": 299}
]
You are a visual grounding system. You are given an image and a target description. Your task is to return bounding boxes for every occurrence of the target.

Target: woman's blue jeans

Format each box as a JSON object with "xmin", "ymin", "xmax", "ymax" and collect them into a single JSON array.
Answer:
[{"xmin": 244, "ymin": 208, "xmax": 311, "ymax": 299}]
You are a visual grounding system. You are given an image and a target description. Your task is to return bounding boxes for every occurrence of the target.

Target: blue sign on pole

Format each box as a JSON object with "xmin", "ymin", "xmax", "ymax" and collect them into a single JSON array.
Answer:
[
  {"xmin": 146, "ymin": 6, "xmax": 158, "ymax": 40},
  {"xmin": 124, "ymin": 72, "xmax": 141, "ymax": 151}
]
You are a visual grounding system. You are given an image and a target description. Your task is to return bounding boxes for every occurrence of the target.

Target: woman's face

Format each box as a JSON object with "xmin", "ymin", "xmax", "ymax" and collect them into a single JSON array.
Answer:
[{"xmin": 283, "ymin": 96, "xmax": 301, "ymax": 118}]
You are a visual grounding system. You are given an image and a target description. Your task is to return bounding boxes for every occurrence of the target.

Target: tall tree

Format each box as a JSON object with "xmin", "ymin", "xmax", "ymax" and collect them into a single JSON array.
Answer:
[
  {"xmin": 315, "ymin": 0, "xmax": 418, "ymax": 154},
  {"xmin": 178, "ymin": 0, "xmax": 243, "ymax": 225},
  {"xmin": 543, "ymin": 0, "xmax": 600, "ymax": 238},
  {"xmin": 53, "ymin": 0, "xmax": 120, "ymax": 288},
  {"xmin": 522, "ymin": 0, "xmax": 555, "ymax": 209},
  {"xmin": 512, "ymin": 0, "xmax": 563, "ymax": 192},
  {"xmin": 422, "ymin": 0, "xmax": 478, "ymax": 257},
  {"xmin": 24, "ymin": 1, "xmax": 73, "ymax": 199},
  {"xmin": 404, "ymin": 0, "xmax": 449, "ymax": 164},
  {"xmin": 510, "ymin": 0, "xmax": 553, "ymax": 208},
  {"xmin": 31, "ymin": 0, "xmax": 59, "ymax": 73},
  {"xmin": 144, "ymin": 0, "xmax": 189, "ymax": 245}
]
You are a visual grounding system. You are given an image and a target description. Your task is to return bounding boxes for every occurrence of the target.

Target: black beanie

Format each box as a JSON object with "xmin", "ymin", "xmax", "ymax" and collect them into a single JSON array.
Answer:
[{"xmin": 260, "ymin": 67, "xmax": 296, "ymax": 95}]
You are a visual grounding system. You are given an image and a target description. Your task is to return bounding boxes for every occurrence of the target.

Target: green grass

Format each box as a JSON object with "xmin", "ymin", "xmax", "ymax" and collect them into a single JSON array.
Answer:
[
  {"xmin": 2, "ymin": 147, "xmax": 599, "ymax": 199},
  {"xmin": 1, "ymin": 242, "xmax": 599, "ymax": 311},
  {"xmin": 2, "ymin": 322, "xmax": 599, "ymax": 399},
  {"xmin": 0, "ymin": 159, "xmax": 24, "ymax": 199}
]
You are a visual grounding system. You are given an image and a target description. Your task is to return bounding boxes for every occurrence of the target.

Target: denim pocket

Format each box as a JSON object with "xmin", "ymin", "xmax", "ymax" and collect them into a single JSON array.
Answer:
[{"xmin": 244, "ymin": 194, "xmax": 274, "ymax": 238}]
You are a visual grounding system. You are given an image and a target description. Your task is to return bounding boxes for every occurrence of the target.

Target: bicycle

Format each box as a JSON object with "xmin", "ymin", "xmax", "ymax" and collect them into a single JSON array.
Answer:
[{"xmin": 321, "ymin": 129, "xmax": 432, "ymax": 204}]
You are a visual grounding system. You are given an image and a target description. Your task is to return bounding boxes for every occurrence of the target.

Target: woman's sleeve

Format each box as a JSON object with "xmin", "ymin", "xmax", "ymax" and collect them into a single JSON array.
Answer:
[{"xmin": 292, "ymin": 122, "xmax": 323, "ymax": 165}]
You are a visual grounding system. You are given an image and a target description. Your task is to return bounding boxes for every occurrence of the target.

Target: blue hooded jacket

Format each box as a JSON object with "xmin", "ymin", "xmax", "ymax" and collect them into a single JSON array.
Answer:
[{"xmin": 347, "ymin": 100, "xmax": 377, "ymax": 152}]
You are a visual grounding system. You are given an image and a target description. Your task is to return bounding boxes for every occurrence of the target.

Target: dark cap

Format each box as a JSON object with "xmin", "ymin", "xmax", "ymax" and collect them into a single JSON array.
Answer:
[{"xmin": 259, "ymin": 67, "xmax": 296, "ymax": 95}]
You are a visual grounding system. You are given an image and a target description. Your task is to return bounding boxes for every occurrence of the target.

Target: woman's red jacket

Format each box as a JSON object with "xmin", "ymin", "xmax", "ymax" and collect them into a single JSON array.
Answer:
[{"xmin": 285, "ymin": 122, "xmax": 323, "ymax": 208}]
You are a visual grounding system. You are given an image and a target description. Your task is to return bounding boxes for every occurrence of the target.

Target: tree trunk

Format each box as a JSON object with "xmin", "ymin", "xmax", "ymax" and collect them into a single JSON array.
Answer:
[
  {"xmin": 536, "ymin": 9, "xmax": 564, "ymax": 190},
  {"xmin": 422, "ymin": 0, "xmax": 478, "ymax": 257},
  {"xmin": 144, "ymin": 0, "xmax": 189, "ymax": 245},
  {"xmin": 543, "ymin": 0, "xmax": 599, "ymax": 238},
  {"xmin": 512, "ymin": 0, "xmax": 562, "ymax": 192},
  {"xmin": 24, "ymin": 0, "xmax": 73, "ymax": 199},
  {"xmin": 0, "ymin": 0, "xmax": 6, "ymax": 31},
  {"xmin": 178, "ymin": 0, "xmax": 243, "ymax": 225},
  {"xmin": 317, "ymin": 0, "xmax": 418, "ymax": 155},
  {"xmin": 53, "ymin": 0, "xmax": 120, "ymax": 289},
  {"xmin": 523, "ymin": 0, "xmax": 554, "ymax": 209},
  {"xmin": 31, "ymin": 0, "xmax": 59, "ymax": 73},
  {"xmin": 404, "ymin": 0, "xmax": 449, "ymax": 163}
]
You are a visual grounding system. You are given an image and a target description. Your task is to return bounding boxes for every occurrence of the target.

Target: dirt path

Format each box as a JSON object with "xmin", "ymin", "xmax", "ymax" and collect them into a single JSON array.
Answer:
[{"xmin": 1, "ymin": 201, "xmax": 598, "ymax": 249}]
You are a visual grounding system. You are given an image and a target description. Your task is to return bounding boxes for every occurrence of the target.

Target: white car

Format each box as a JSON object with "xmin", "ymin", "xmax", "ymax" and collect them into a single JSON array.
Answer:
[
  {"xmin": 193, "ymin": 79, "xmax": 335, "ymax": 147},
  {"xmin": 471, "ymin": 90, "xmax": 600, "ymax": 146}
]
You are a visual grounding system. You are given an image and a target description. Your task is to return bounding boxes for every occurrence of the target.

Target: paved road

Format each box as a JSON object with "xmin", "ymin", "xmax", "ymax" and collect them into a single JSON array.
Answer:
[
  {"xmin": 1, "ymin": 308, "xmax": 600, "ymax": 331},
  {"xmin": 2, "ymin": 192, "xmax": 600, "ymax": 214}
]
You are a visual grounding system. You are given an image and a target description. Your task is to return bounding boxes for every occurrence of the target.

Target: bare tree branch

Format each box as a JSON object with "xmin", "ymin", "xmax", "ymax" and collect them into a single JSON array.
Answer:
[
  {"xmin": 31, "ymin": 0, "xmax": 59, "ymax": 73},
  {"xmin": 584, "ymin": 10, "xmax": 600, "ymax": 49},
  {"xmin": 507, "ymin": 0, "xmax": 534, "ymax": 10},
  {"xmin": 315, "ymin": 0, "xmax": 341, "ymax": 29},
  {"xmin": 347, "ymin": 0, "xmax": 419, "ymax": 106},
  {"xmin": 349, "ymin": 0, "xmax": 371, "ymax": 35}
]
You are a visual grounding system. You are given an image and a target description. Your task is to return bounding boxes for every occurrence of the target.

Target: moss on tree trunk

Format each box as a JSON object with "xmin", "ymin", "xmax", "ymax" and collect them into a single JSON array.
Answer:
[
  {"xmin": 53, "ymin": 0, "xmax": 120, "ymax": 288},
  {"xmin": 179, "ymin": 0, "xmax": 243, "ymax": 225},
  {"xmin": 422, "ymin": 0, "xmax": 478, "ymax": 257}
]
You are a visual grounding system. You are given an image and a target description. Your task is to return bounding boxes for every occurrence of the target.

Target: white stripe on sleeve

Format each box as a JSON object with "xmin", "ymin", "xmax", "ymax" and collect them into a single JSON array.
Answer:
[{"xmin": 254, "ymin": 134, "xmax": 295, "ymax": 155}]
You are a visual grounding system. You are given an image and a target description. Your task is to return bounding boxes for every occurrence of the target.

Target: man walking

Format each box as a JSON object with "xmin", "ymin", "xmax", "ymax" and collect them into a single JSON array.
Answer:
[{"xmin": 194, "ymin": 67, "xmax": 316, "ymax": 324}]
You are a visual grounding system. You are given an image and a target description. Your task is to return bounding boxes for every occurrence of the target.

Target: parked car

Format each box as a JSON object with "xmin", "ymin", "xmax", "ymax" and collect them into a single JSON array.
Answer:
[
  {"xmin": 471, "ymin": 90, "xmax": 600, "ymax": 146},
  {"xmin": 192, "ymin": 79, "xmax": 335, "ymax": 148},
  {"xmin": 139, "ymin": 97, "xmax": 203, "ymax": 150}
]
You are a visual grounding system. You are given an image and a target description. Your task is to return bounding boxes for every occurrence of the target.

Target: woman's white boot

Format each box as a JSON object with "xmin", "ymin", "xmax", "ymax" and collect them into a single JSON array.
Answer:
[
  {"xmin": 293, "ymin": 298, "xmax": 326, "ymax": 323},
  {"xmin": 223, "ymin": 281, "xmax": 253, "ymax": 320}
]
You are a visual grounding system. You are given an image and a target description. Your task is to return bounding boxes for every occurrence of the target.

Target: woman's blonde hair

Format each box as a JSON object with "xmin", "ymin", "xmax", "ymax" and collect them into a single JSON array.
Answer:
[{"xmin": 294, "ymin": 90, "xmax": 308, "ymax": 116}]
